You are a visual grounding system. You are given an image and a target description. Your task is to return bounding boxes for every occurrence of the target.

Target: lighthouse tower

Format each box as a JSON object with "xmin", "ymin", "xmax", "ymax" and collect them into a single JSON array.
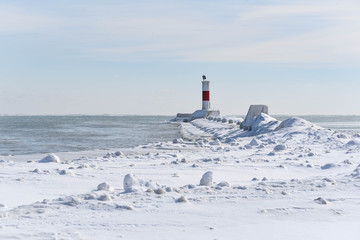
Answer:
[
  {"xmin": 202, "ymin": 75, "xmax": 210, "ymax": 110},
  {"xmin": 174, "ymin": 74, "xmax": 220, "ymax": 122}
]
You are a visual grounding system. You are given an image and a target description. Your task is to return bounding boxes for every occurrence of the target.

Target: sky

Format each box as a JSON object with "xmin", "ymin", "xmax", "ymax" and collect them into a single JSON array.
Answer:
[{"xmin": 0, "ymin": 0, "xmax": 360, "ymax": 115}]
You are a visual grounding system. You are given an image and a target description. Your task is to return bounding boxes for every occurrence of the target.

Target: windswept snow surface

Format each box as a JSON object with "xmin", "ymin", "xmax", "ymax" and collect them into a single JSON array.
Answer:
[{"xmin": 1, "ymin": 114, "xmax": 360, "ymax": 239}]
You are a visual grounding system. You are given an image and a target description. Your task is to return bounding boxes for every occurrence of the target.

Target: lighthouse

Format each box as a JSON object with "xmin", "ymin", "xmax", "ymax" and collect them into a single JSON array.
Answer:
[
  {"xmin": 202, "ymin": 75, "xmax": 210, "ymax": 110},
  {"xmin": 174, "ymin": 75, "xmax": 220, "ymax": 122}
]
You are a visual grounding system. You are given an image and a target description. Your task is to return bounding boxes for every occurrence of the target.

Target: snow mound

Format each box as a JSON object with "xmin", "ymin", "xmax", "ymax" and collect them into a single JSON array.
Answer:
[
  {"xmin": 209, "ymin": 139, "xmax": 222, "ymax": 146},
  {"xmin": 32, "ymin": 168, "xmax": 41, "ymax": 173},
  {"xmin": 249, "ymin": 138, "xmax": 259, "ymax": 146},
  {"xmin": 116, "ymin": 204, "xmax": 135, "ymax": 210},
  {"xmin": 321, "ymin": 163, "xmax": 338, "ymax": 170},
  {"xmin": 274, "ymin": 144, "xmax": 286, "ymax": 152},
  {"xmin": 314, "ymin": 197, "xmax": 328, "ymax": 205},
  {"xmin": 336, "ymin": 133, "xmax": 348, "ymax": 139},
  {"xmin": 59, "ymin": 169, "xmax": 73, "ymax": 175},
  {"xmin": 154, "ymin": 188, "xmax": 166, "ymax": 194},
  {"xmin": 217, "ymin": 181, "xmax": 230, "ymax": 187},
  {"xmin": 115, "ymin": 151, "xmax": 123, "ymax": 156},
  {"xmin": 346, "ymin": 140, "xmax": 360, "ymax": 146},
  {"xmin": 98, "ymin": 194, "xmax": 112, "ymax": 201},
  {"xmin": 62, "ymin": 196, "xmax": 82, "ymax": 206},
  {"xmin": 248, "ymin": 114, "xmax": 280, "ymax": 136},
  {"xmin": 123, "ymin": 173, "xmax": 139, "ymax": 192},
  {"xmin": 275, "ymin": 117, "xmax": 318, "ymax": 131},
  {"xmin": 97, "ymin": 182, "xmax": 112, "ymax": 191},
  {"xmin": 173, "ymin": 138, "xmax": 184, "ymax": 144},
  {"xmin": 200, "ymin": 171, "xmax": 213, "ymax": 186},
  {"xmin": 351, "ymin": 167, "xmax": 360, "ymax": 178},
  {"xmin": 39, "ymin": 153, "xmax": 60, "ymax": 163},
  {"xmin": 176, "ymin": 196, "xmax": 188, "ymax": 203}
]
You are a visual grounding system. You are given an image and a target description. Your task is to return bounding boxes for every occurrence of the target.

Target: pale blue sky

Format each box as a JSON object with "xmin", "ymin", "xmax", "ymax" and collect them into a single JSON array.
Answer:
[{"xmin": 1, "ymin": 0, "xmax": 359, "ymax": 115}]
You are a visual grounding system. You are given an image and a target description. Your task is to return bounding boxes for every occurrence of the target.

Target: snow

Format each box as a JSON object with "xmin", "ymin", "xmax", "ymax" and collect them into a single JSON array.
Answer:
[
  {"xmin": 97, "ymin": 182, "xmax": 112, "ymax": 191},
  {"xmin": 38, "ymin": 153, "xmax": 61, "ymax": 163},
  {"xmin": 175, "ymin": 195, "xmax": 188, "ymax": 203},
  {"xmin": 191, "ymin": 109, "xmax": 208, "ymax": 119},
  {"xmin": 274, "ymin": 144, "xmax": 286, "ymax": 151},
  {"xmin": 200, "ymin": 171, "xmax": 213, "ymax": 186},
  {"xmin": 123, "ymin": 173, "xmax": 140, "ymax": 192},
  {"xmin": 241, "ymin": 105, "xmax": 269, "ymax": 129},
  {"xmin": 1, "ymin": 114, "xmax": 360, "ymax": 239}
]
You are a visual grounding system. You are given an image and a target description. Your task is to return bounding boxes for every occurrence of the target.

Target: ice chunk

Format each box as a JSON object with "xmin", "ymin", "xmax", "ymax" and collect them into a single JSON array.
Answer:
[
  {"xmin": 97, "ymin": 182, "xmax": 111, "ymax": 191},
  {"xmin": 200, "ymin": 171, "xmax": 213, "ymax": 186},
  {"xmin": 346, "ymin": 140, "xmax": 360, "ymax": 146},
  {"xmin": 176, "ymin": 196, "xmax": 188, "ymax": 203},
  {"xmin": 217, "ymin": 181, "xmax": 230, "ymax": 187},
  {"xmin": 59, "ymin": 169, "xmax": 73, "ymax": 175},
  {"xmin": 274, "ymin": 144, "xmax": 286, "ymax": 152},
  {"xmin": 115, "ymin": 151, "xmax": 123, "ymax": 156},
  {"xmin": 84, "ymin": 193, "xmax": 97, "ymax": 200},
  {"xmin": 337, "ymin": 133, "xmax": 347, "ymax": 139},
  {"xmin": 209, "ymin": 139, "xmax": 222, "ymax": 146},
  {"xmin": 98, "ymin": 194, "xmax": 112, "ymax": 201},
  {"xmin": 116, "ymin": 204, "xmax": 134, "ymax": 210},
  {"xmin": 321, "ymin": 163, "xmax": 337, "ymax": 170},
  {"xmin": 351, "ymin": 167, "xmax": 360, "ymax": 178},
  {"xmin": 249, "ymin": 138, "xmax": 259, "ymax": 146},
  {"xmin": 314, "ymin": 197, "xmax": 328, "ymax": 205},
  {"xmin": 39, "ymin": 153, "xmax": 60, "ymax": 163},
  {"xmin": 63, "ymin": 196, "xmax": 81, "ymax": 206},
  {"xmin": 343, "ymin": 159, "xmax": 354, "ymax": 165},
  {"xmin": 173, "ymin": 138, "xmax": 184, "ymax": 144},
  {"xmin": 123, "ymin": 173, "xmax": 139, "ymax": 192},
  {"xmin": 154, "ymin": 188, "xmax": 166, "ymax": 194}
]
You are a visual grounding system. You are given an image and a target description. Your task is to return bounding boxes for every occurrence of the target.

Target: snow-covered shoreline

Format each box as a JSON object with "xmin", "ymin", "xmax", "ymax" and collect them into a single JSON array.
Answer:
[{"xmin": 1, "ymin": 114, "xmax": 360, "ymax": 239}]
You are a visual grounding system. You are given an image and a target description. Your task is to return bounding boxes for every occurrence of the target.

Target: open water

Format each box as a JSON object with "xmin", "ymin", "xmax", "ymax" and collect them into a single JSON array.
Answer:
[
  {"xmin": 0, "ymin": 115, "xmax": 359, "ymax": 156},
  {"xmin": 0, "ymin": 115, "xmax": 179, "ymax": 156}
]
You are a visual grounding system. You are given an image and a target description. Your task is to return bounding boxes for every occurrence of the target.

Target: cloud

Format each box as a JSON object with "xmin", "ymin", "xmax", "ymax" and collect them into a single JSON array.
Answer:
[
  {"xmin": 2, "ymin": 1, "xmax": 360, "ymax": 64},
  {"xmin": 79, "ymin": 1, "xmax": 360, "ymax": 63},
  {"xmin": 0, "ymin": 5, "xmax": 63, "ymax": 34},
  {"xmin": 185, "ymin": 25, "xmax": 360, "ymax": 63}
]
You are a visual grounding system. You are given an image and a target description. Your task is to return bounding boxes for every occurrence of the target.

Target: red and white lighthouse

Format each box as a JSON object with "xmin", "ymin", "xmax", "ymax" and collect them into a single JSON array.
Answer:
[
  {"xmin": 202, "ymin": 75, "xmax": 210, "ymax": 110},
  {"xmin": 174, "ymin": 74, "xmax": 219, "ymax": 121}
]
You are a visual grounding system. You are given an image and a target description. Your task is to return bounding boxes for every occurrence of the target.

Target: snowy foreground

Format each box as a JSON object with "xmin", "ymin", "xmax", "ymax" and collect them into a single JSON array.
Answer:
[{"xmin": 1, "ymin": 114, "xmax": 360, "ymax": 240}]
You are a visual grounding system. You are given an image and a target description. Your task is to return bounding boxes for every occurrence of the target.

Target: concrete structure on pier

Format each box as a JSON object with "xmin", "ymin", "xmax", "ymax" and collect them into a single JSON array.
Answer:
[{"xmin": 240, "ymin": 105, "xmax": 269, "ymax": 130}]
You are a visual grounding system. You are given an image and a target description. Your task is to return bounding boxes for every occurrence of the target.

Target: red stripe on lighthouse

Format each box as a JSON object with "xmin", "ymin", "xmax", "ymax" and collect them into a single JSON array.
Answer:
[{"xmin": 202, "ymin": 91, "xmax": 210, "ymax": 101}]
